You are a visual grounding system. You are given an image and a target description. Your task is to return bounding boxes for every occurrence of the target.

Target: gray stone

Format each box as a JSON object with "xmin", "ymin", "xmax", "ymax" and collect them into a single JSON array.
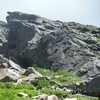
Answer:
[
  {"xmin": 17, "ymin": 92, "xmax": 29, "ymax": 98},
  {"xmin": 24, "ymin": 67, "xmax": 42, "ymax": 77},
  {"xmin": 0, "ymin": 68, "xmax": 20, "ymax": 82},
  {"xmin": 48, "ymin": 95, "xmax": 58, "ymax": 100},
  {"xmin": 79, "ymin": 75, "xmax": 100, "ymax": 96}
]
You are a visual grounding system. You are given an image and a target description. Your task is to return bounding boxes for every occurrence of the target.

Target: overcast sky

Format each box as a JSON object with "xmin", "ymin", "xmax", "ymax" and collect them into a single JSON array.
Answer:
[{"xmin": 0, "ymin": 0, "xmax": 100, "ymax": 27}]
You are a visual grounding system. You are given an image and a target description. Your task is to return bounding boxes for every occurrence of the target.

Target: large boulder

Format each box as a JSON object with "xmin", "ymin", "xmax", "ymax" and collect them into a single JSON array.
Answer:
[
  {"xmin": 0, "ymin": 68, "xmax": 20, "ymax": 82},
  {"xmin": 79, "ymin": 75, "xmax": 100, "ymax": 97},
  {"xmin": 24, "ymin": 67, "xmax": 42, "ymax": 77}
]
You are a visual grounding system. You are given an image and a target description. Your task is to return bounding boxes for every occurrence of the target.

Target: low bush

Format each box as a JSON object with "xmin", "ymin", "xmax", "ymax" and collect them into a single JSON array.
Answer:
[{"xmin": 33, "ymin": 77, "xmax": 50, "ymax": 89}]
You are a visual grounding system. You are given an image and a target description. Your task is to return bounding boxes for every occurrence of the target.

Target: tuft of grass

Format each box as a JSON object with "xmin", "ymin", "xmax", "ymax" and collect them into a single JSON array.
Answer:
[
  {"xmin": 14, "ymin": 82, "xmax": 35, "ymax": 90},
  {"xmin": 55, "ymin": 70, "xmax": 72, "ymax": 76},
  {"xmin": 32, "ymin": 64, "xmax": 54, "ymax": 75},
  {"xmin": 97, "ymin": 38, "xmax": 100, "ymax": 42},
  {"xmin": 0, "ymin": 89, "xmax": 39, "ymax": 100},
  {"xmin": 19, "ymin": 72, "xmax": 26, "ymax": 78},
  {"xmin": 53, "ymin": 76, "xmax": 82, "ymax": 85},
  {"xmin": 69, "ymin": 95, "xmax": 98, "ymax": 100},
  {"xmin": 40, "ymin": 88, "xmax": 68, "ymax": 98}
]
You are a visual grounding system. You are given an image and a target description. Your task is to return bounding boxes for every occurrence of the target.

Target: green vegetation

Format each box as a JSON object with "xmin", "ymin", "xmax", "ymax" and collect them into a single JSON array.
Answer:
[
  {"xmin": 32, "ymin": 64, "xmax": 54, "ymax": 76},
  {"xmin": 55, "ymin": 70, "xmax": 72, "ymax": 76},
  {"xmin": 69, "ymin": 96, "xmax": 98, "ymax": 100},
  {"xmin": 97, "ymin": 38, "xmax": 100, "ymax": 42},
  {"xmin": 40, "ymin": 88, "xmax": 68, "ymax": 98},
  {"xmin": 33, "ymin": 77, "xmax": 50, "ymax": 89},
  {"xmin": 0, "ymin": 82, "xmax": 35, "ymax": 90},
  {"xmin": 19, "ymin": 72, "xmax": 26, "ymax": 78},
  {"xmin": 90, "ymin": 50, "xmax": 100, "ymax": 56},
  {"xmin": 54, "ymin": 76, "xmax": 82, "ymax": 85},
  {"xmin": 89, "ymin": 26, "xmax": 97, "ymax": 33},
  {"xmin": 0, "ymin": 82, "xmax": 39, "ymax": 100},
  {"xmin": 0, "ymin": 89, "xmax": 39, "ymax": 100},
  {"xmin": 32, "ymin": 64, "xmax": 82, "ymax": 85},
  {"xmin": 14, "ymin": 82, "xmax": 35, "ymax": 90},
  {"xmin": 0, "ymin": 65, "xmax": 98, "ymax": 100}
]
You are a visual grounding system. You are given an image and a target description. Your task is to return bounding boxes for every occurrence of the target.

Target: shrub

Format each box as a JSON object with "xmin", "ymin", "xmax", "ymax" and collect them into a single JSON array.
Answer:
[
  {"xmin": 72, "ymin": 86, "xmax": 82, "ymax": 94},
  {"xmin": 33, "ymin": 77, "xmax": 50, "ymax": 89}
]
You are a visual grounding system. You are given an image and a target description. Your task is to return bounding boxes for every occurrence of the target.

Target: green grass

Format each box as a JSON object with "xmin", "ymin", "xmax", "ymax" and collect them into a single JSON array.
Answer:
[
  {"xmin": 53, "ymin": 76, "xmax": 82, "ymax": 85},
  {"xmin": 69, "ymin": 96, "xmax": 98, "ymax": 100},
  {"xmin": 32, "ymin": 64, "xmax": 82, "ymax": 85},
  {"xmin": 33, "ymin": 77, "xmax": 50, "ymax": 89},
  {"xmin": 32, "ymin": 64, "xmax": 54, "ymax": 76},
  {"xmin": 0, "ymin": 65, "xmax": 94, "ymax": 100},
  {"xmin": 0, "ymin": 82, "xmax": 38, "ymax": 100},
  {"xmin": 0, "ymin": 89, "xmax": 39, "ymax": 100},
  {"xmin": 55, "ymin": 70, "xmax": 72, "ymax": 76},
  {"xmin": 40, "ymin": 88, "xmax": 68, "ymax": 98},
  {"xmin": 0, "ymin": 82, "xmax": 35, "ymax": 90},
  {"xmin": 19, "ymin": 72, "xmax": 26, "ymax": 78},
  {"xmin": 97, "ymin": 38, "xmax": 100, "ymax": 42}
]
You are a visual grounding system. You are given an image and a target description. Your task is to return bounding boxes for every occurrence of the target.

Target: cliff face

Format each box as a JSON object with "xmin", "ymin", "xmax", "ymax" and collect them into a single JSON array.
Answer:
[{"xmin": 0, "ymin": 11, "xmax": 100, "ymax": 78}]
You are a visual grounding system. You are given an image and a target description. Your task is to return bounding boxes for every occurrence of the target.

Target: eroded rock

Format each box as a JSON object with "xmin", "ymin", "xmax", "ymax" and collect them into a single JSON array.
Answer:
[{"xmin": 0, "ymin": 68, "xmax": 20, "ymax": 82}]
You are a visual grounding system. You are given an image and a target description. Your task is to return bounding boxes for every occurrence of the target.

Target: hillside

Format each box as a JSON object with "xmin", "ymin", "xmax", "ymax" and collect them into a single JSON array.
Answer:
[{"xmin": 0, "ymin": 11, "xmax": 100, "ymax": 100}]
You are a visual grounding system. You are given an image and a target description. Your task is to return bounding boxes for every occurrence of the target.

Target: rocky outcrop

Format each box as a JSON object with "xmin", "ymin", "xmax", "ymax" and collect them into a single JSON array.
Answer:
[
  {"xmin": 0, "ymin": 21, "xmax": 9, "ymax": 54},
  {"xmin": 0, "ymin": 11, "xmax": 100, "ymax": 78},
  {"xmin": 0, "ymin": 68, "xmax": 20, "ymax": 82},
  {"xmin": 24, "ymin": 67, "xmax": 42, "ymax": 77},
  {"xmin": 79, "ymin": 75, "xmax": 100, "ymax": 97}
]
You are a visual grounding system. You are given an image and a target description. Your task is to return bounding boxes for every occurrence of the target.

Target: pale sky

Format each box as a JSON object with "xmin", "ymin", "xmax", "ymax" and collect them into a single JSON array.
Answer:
[{"xmin": 0, "ymin": 0, "xmax": 100, "ymax": 27}]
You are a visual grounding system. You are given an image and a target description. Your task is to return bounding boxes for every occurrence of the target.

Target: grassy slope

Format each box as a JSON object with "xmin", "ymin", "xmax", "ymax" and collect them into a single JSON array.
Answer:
[{"xmin": 0, "ymin": 65, "xmax": 98, "ymax": 100}]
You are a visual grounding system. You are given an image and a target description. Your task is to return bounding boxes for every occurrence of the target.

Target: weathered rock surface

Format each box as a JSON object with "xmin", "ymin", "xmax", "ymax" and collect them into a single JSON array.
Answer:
[
  {"xmin": 36, "ymin": 94, "xmax": 58, "ymax": 100},
  {"xmin": 24, "ymin": 67, "xmax": 42, "ymax": 77},
  {"xmin": 0, "ymin": 21, "xmax": 10, "ymax": 54},
  {"xmin": 17, "ymin": 92, "xmax": 29, "ymax": 98},
  {"xmin": 79, "ymin": 75, "xmax": 100, "ymax": 97},
  {"xmin": 0, "ymin": 68, "xmax": 20, "ymax": 82},
  {"xmin": 0, "ymin": 11, "xmax": 100, "ymax": 78}
]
